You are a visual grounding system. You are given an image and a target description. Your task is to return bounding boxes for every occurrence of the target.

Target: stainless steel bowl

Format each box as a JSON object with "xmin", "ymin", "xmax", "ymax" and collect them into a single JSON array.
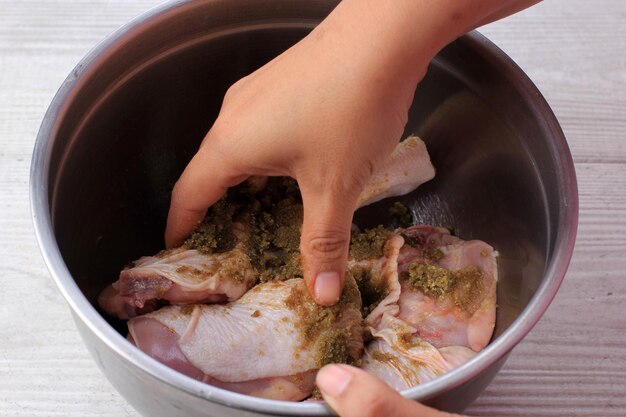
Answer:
[{"xmin": 30, "ymin": 1, "xmax": 578, "ymax": 416}]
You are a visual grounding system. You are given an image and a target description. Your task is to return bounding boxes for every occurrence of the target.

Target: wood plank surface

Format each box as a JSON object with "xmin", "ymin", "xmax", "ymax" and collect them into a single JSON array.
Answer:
[{"xmin": 1, "ymin": 1, "xmax": 624, "ymax": 416}]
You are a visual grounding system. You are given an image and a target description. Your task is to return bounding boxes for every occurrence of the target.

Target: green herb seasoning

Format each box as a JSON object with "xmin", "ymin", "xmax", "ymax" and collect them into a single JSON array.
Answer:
[
  {"xmin": 349, "ymin": 225, "xmax": 393, "ymax": 260},
  {"xmin": 184, "ymin": 199, "xmax": 237, "ymax": 253},
  {"xmin": 283, "ymin": 274, "xmax": 362, "ymax": 367},
  {"xmin": 408, "ymin": 262, "xmax": 456, "ymax": 298},
  {"xmin": 389, "ymin": 201, "xmax": 413, "ymax": 228},
  {"xmin": 407, "ymin": 262, "xmax": 485, "ymax": 313}
]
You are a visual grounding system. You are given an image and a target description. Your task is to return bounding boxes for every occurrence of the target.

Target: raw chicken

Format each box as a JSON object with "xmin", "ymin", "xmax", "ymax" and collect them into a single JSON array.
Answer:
[
  {"xmin": 349, "ymin": 233, "xmax": 404, "ymax": 329},
  {"xmin": 99, "ymin": 223, "xmax": 256, "ymax": 319},
  {"xmin": 124, "ymin": 223, "xmax": 497, "ymax": 399},
  {"xmin": 357, "ymin": 136, "xmax": 435, "ymax": 208},
  {"xmin": 360, "ymin": 315, "xmax": 476, "ymax": 391},
  {"xmin": 357, "ymin": 225, "xmax": 496, "ymax": 388},
  {"xmin": 128, "ymin": 276, "xmax": 363, "ymax": 401},
  {"xmin": 396, "ymin": 225, "xmax": 498, "ymax": 352},
  {"xmin": 98, "ymin": 132, "xmax": 499, "ymax": 400},
  {"xmin": 99, "ymin": 136, "xmax": 435, "ymax": 319},
  {"xmin": 243, "ymin": 135, "xmax": 436, "ymax": 211}
]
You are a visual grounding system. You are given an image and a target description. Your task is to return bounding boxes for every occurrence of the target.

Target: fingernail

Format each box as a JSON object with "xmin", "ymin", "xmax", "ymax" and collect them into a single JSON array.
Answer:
[
  {"xmin": 317, "ymin": 365, "xmax": 353, "ymax": 397},
  {"xmin": 314, "ymin": 272, "xmax": 341, "ymax": 304}
]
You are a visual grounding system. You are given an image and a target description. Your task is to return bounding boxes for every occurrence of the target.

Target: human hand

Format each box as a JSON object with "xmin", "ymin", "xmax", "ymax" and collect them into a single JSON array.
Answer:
[
  {"xmin": 316, "ymin": 364, "xmax": 465, "ymax": 417},
  {"xmin": 165, "ymin": 0, "xmax": 542, "ymax": 305},
  {"xmin": 165, "ymin": 0, "xmax": 437, "ymax": 306}
]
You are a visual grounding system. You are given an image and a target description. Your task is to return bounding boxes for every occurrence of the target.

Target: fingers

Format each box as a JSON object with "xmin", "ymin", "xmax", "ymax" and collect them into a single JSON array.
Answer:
[
  {"xmin": 165, "ymin": 143, "xmax": 246, "ymax": 248},
  {"xmin": 316, "ymin": 365, "xmax": 460, "ymax": 417},
  {"xmin": 299, "ymin": 184, "xmax": 358, "ymax": 306}
]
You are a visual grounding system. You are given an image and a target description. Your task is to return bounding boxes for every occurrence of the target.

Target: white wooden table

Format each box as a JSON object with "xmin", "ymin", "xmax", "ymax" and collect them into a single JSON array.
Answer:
[{"xmin": 1, "ymin": 1, "xmax": 625, "ymax": 416}]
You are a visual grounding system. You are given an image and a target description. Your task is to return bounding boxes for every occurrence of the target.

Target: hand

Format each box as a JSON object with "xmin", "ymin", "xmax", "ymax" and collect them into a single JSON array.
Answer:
[
  {"xmin": 316, "ymin": 364, "xmax": 465, "ymax": 417},
  {"xmin": 165, "ymin": 0, "xmax": 434, "ymax": 306},
  {"xmin": 165, "ymin": 0, "xmax": 542, "ymax": 305}
]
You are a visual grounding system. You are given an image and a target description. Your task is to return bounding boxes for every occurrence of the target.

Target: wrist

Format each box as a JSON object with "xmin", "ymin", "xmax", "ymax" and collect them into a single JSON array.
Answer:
[
  {"xmin": 311, "ymin": 0, "xmax": 460, "ymax": 87},
  {"xmin": 315, "ymin": 0, "xmax": 510, "ymax": 84}
]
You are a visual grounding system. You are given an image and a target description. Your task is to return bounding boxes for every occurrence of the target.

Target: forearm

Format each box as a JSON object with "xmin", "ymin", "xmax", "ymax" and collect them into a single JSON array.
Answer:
[{"xmin": 311, "ymin": 0, "xmax": 542, "ymax": 87}]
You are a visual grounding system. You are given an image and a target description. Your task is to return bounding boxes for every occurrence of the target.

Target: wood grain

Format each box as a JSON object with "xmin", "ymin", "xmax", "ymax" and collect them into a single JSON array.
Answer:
[{"xmin": 1, "ymin": 0, "xmax": 624, "ymax": 416}]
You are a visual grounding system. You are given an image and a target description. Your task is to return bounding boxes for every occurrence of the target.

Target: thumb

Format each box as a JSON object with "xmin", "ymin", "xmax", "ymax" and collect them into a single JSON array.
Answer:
[
  {"xmin": 316, "ymin": 365, "xmax": 460, "ymax": 417},
  {"xmin": 299, "ymin": 184, "xmax": 357, "ymax": 306}
]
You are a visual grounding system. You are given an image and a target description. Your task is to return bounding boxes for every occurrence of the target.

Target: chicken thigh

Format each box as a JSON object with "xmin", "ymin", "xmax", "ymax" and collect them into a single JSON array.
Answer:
[
  {"xmin": 397, "ymin": 225, "xmax": 498, "ymax": 351},
  {"xmin": 357, "ymin": 226, "xmax": 497, "ymax": 388},
  {"xmin": 128, "ymin": 276, "xmax": 363, "ymax": 401}
]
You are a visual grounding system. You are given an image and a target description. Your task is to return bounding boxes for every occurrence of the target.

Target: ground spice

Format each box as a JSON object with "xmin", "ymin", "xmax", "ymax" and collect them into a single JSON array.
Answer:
[
  {"xmin": 371, "ymin": 350, "xmax": 398, "ymax": 363},
  {"xmin": 389, "ymin": 201, "xmax": 413, "ymax": 228},
  {"xmin": 408, "ymin": 262, "xmax": 455, "ymax": 298},
  {"xmin": 397, "ymin": 332, "xmax": 417, "ymax": 350},
  {"xmin": 184, "ymin": 199, "xmax": 237, "ymax": 253},
  {"xmin": 310, "ymin": 387, "xmax": 323, "ymax": 400},
  {"xmin": 244, "ymin": 179, "xmax": 305, "ymax": 282},
  {"xmin": 183, "ymin": 177, "xmax": 413, "ymax": 290},
  {"xmin": 316, "ymin": 328, "xmax": 351, "ymax": 366},
  {"xmin": 349, "ymin": 226, "xmax": 393, "ymax": 260},
  {"xmin": 407, "ymin": 262, "xmax": 485, "ymax": 313},
  {"xmin": 284, "ymin": 274, "xmax": 362, "ymax": 367},
  {"xmin": 400, "ymin": 233, "xmax": 425, "ymax": 250},
  {"xmin": 218, "ymin": 252, "xmax": 250, "ymax": 283},
  {"xmin": 179, "ymin": 305, "xmax": 194, "ymax": 315},
  {"xmin": 451, "ymin": 266, "xmax": 484, "ymax": 313},
  {"xmin": 425, "ymin": 248, "xmax": 444, "ymax": 262},
  {"xmin": 259, "ymin": 252, "xmax": 303, "ymax": 282}
]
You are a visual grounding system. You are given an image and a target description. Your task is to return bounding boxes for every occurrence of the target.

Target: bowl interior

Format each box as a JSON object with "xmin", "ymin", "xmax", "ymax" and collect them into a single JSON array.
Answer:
[{"xmin": 49, "ymin": 13, "xmax": 557, "ymax": 388}]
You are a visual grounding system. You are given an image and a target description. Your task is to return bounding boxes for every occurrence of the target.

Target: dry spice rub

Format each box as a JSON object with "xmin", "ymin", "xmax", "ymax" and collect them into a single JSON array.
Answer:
[
  {"xmin": 184, "ymin": 178, "xmax": 304, "ymax": 282},
  {"xmin": 184, "ymin": 179, "xmax": 414, "ymax": 286},
  {"xmin": 407, "ymin": 262, "xmax": 484, "ymax": 313},
  {"xmin": 284, "ymin": 273, "xmax": 362, "ymax": 367},
  {"xmin": 185, "ymin": 199, "xmax": 237, "ymax": 253},
  {"xmin": 183, "ymin": 178, "xmax": 488, "ymax": 316},
  {"xmin": 389, "ymin": 201, "xmax": 413, "ymax": 228},
  {"xmin": 349, "ymin": 226, "xmax": 393, "ymax": 260},
  {"xmin": 179, "ymin": 178, "xmax": 491, "ymax": 372}
]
